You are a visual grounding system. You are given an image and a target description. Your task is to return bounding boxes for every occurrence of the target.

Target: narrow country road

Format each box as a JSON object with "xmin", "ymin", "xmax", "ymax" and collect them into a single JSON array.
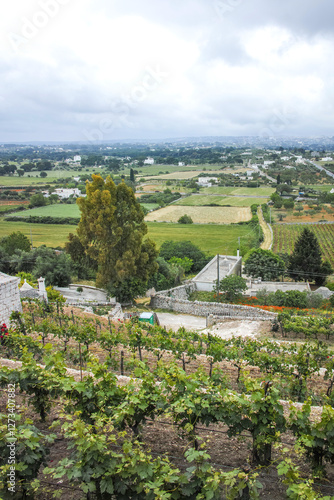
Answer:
[{"xmin": 258, "ymin": 206, "xmax": 273, "ymax": 250}]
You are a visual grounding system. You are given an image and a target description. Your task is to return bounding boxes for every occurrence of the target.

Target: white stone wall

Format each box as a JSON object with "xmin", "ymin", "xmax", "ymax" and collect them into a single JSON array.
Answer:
[{"xmin": 0, "ymin": 273, "xmax": 22, "ymax": 326}]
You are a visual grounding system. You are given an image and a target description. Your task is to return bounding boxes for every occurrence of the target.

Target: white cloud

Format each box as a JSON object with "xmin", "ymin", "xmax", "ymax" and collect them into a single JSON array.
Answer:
[{"xmin": 1, "ymin": 0, "xmax": 334, "ymax": 140}]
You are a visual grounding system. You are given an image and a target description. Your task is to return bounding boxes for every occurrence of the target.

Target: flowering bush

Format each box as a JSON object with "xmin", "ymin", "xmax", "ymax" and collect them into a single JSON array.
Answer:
[{"xmin": 0, "ymin": 322, "xmax": 9, "ymax": 344}]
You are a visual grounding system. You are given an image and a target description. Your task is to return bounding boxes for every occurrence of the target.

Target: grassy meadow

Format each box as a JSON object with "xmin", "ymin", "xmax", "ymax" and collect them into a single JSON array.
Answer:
[
  {"xmin": 0, "ymin": 219, "xmax": 75, "ymax": 248},
  {"xmin": 146, "ymin": 222, "xmax": 256, "ymax": 255},
  {"xmin": 0, "ymin": 217, "xmax": 256, "ymax": 255}
]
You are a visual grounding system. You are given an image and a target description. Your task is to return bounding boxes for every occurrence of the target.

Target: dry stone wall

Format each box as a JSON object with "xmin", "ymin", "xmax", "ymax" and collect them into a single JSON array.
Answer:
[
  {"xmin": 150, "ymin": 283, "xmax": 276, "ymax": 321},
  {"xmin": 0, "ymin": 273, "xmax": 22, "ymax": 326}
]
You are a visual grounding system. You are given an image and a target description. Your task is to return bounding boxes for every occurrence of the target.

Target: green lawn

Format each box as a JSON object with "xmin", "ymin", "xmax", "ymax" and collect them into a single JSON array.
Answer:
[
  {"xmin": 175, "ymin": 195, "xmax": 268, "ymax": 207},
  {"xmin": 202, "ymin": 186, "xmax": 275, "ymax": 196},
  {"xmin": 0, "ymin": 218, "xmax": 256, "ymax": 255}
]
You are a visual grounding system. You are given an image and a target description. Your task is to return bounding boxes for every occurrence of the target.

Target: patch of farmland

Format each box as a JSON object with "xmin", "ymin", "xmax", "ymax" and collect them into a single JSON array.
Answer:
[
  {"xmin": 202, "ymin": 186, "xmax": 275, "ymax": 196},
  {"xmin": 144, "ymin": 205, "xmax": 251, "ymax": 224},
  {"xmin": 175, "ymin": 195, "xmax": 267, "ymax": 207},
  {"xmin": 149, "ymin": 171, "xmax": 207, "ymax": 180},
  {"xmin": 146, "ymin": 222, "xmax": 258, "ymax": 254},
  {"xmin": 273, "ymin": 223, "xmax": 334, "ymax": 267},
  {"xmin": 10, "ymin": 204, "xmax": 81, "ymax": 218},
  {"xmin": 0, "ymin": 219, "xmax": 74, "ymax": 247}
]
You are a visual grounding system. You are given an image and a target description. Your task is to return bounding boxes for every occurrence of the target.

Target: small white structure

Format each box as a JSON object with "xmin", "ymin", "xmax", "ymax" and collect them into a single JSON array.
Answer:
[
  {"xmin": 263, "ymin": 161, "xmax": 275, "ymax": 166},
  {"xmin": 20, "ymin": 278, "xmax": 48, "ymax": 303},
  {"xmin": 144, "ymin": 157, "xmax": 155, "ymax": 165},
  {"xmin": 196, "ymin": 177, "xmax": 218, "ymax": 187},
  {"xmin": 73, "ymin": 155, "xmax": 81, "ymax": 162},
  {"xmin": 52, "ymin": 188, "xmax": 81, "ymax": 199},
  {"xmin": 321, "ymin": 157, "xmax": 333, "ymax": 162},
  {"xmin": 193, "ymin": 255, "xmax": 242, "ymax": 291},
  {"xmin": 178, "ymin": 162, "xmax": 185, "ymax": 167},
  {"xmin": 0, "ymin": 273, "xmax": 22, "ymax": 325}
]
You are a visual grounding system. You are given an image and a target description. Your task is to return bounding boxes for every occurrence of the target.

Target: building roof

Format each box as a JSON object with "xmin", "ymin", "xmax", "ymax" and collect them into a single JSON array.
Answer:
[
  {"xmin": 0, "ymin": 272, "xmax": 19, "ymax": 284},
  {"xmin": 193, "ymin": 255, "xmax": 241, "ymax": 284}
]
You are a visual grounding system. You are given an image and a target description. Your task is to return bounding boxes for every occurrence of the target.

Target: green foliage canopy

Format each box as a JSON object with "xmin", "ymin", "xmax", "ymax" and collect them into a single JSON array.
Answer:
[
  {"xmin": 244, "ymin": 249, "xmax": 286, "ymax": 281},
  {"xmin": 71, "ymin": 175, "xmax": 158, "ymax": 301},
  {"xmin": 217, "ymin": 274, "xmax": 247, "ymax": 302}
]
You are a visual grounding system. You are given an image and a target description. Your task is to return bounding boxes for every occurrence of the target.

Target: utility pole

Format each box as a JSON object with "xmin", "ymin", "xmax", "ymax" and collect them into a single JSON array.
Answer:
[
  {"xmin": 269, "ymin": 207, "xmax": 272, "ymax": 225},
  {"xmin": 216, "ymin": 254, "xmax": 220, "ymax": 301}
]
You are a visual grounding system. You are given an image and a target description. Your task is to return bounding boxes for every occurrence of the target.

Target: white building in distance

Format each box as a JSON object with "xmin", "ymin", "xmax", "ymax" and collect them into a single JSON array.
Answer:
[
  {"xmin": 197, "ymin": 177, "xmax": 218, "ymax": 187},
  {"xmin": 52, "ymin": 188, "xmax": 82, "ymax": 199},
  {"xmin": 144, "ymin": 157, "xmax": 155, "ymax": 165}
]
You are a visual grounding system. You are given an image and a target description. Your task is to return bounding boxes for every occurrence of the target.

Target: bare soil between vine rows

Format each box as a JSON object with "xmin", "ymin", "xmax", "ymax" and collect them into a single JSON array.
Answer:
[{"xmin": 1, "ymin": 306, "xmax": 334, "ymax": 498}]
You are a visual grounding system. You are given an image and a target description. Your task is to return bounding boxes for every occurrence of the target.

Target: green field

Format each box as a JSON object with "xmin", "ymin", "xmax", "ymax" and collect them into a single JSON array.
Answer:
[
  {"xmin": 0, "ymin": 219, "xmax": 75, "ymax": 247},
  {"xmin": 175, "ymin": 195, "xmax": 268, "ymax": 207},
  {"xmin": 10, "ymin": 204, "xmax": 80, "ymax": 218},
  {"xmin": 146, "ymin": 222, "xmax": 257, "ymax": 254},
  {"xmin": 0, "ymin": 205, "xmax": 24, "ymax": 212},
  {"xmin": 303, "ymin": 184, "xmax": 334, "ymax": 192},
  {"xmin": 0, "ymin": 169, "xmax": 100, "ymax": 187},
  {"xmin": 202, "ymin": 186, "xmax": 275, "ymax": 196},
  {"xmin": 0, "ymin": 218, "xmax": 256, "ymax": 255},
  {"xmin": 124, "ymin": 164, "xmax": 225, "ymax": 177},
  {"xmin": 11, "ymin": 202, "xmax": 157, "ymax": 218}
]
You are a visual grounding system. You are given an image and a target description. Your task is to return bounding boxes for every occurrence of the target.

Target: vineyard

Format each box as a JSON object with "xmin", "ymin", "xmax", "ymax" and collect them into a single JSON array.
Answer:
[
  {"xmin": 273, "ymin": 223, "xmax": 334, "ymax": 267},
  {"xmin": 1, "ymin": 303, "xmax": 334, "ymax": 499}
]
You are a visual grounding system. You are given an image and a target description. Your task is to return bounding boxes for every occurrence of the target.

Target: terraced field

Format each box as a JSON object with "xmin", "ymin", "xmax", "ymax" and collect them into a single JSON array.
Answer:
[
  {"xmin": 273, "ymin": 223, "xmax": 334, "ymax": 267},
  {"xmin": 144, "ymin": 205, "xmax": 251, "ymax": 224}
]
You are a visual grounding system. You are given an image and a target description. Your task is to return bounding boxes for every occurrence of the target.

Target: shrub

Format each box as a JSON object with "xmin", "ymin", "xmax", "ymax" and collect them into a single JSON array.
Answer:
[{"xmin": 178, "ymin": 214, "xmax": 193, "ymax": 224}]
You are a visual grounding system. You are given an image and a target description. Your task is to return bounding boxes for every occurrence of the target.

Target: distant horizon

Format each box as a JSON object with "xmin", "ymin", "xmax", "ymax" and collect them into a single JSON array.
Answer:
[{"xmin": 1, "ymin": 134, "xmax": 334, "ymax": 147}]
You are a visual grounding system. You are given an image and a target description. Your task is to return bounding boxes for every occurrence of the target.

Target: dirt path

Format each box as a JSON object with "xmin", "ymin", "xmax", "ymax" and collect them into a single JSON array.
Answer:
[
  {"xmin": 201, "ymin": 319, "xmax": 267, "ymax": 339},
  {"xmin": 258, "ymin": 206, "xmax": 273, "ymax": 250}
]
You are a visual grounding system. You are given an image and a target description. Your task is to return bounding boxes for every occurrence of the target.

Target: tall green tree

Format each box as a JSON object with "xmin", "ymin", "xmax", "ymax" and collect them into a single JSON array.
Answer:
[
  {"xmin": 287, "ymin": 228, "xmax": 333, "ymax": 285},
  {"xmin": 69, "ymin": 175, "xmax": 158, "ymax": 301},
  {"xmin": 244, "ymin": 249, "xmax": 286, "ymax": 281},
  {"xmin": 129, "ymin": 168, "xmax": 135, "ymax": 182}
]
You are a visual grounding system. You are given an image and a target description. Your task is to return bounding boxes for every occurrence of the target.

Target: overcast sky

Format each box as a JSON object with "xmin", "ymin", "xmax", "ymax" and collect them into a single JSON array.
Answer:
[{"xmin": 1, "ymin": 0, "xmax": 334, "ymax": 142}]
